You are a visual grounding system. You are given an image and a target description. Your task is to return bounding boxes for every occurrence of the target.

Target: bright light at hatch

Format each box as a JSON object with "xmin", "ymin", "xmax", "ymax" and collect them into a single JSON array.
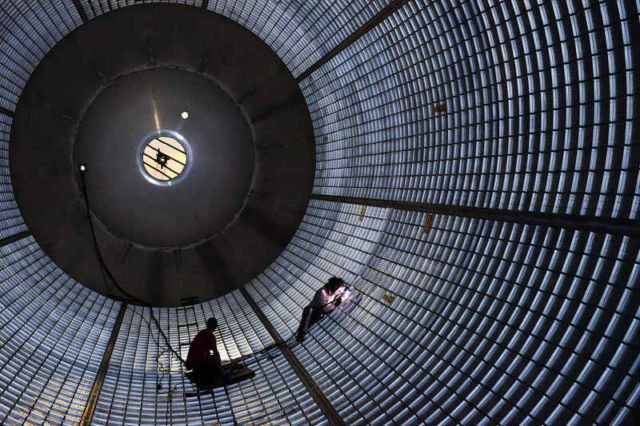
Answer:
[{"xmin": 138, "ymin": 131, "xmax": 191, "ymax": 186}]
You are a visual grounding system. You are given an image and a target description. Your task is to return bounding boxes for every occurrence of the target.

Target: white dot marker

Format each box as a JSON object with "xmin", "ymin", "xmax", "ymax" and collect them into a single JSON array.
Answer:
[
  {"xmin": 181, "ymin": 111, "xmax": 189, "ymax": 120},
  {"xmin": 79, "ymin": 164, "xmax": 86, "ymax": 172}
]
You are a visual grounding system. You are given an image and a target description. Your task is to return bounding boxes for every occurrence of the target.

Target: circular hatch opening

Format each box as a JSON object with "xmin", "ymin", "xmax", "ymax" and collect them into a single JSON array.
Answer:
[{"xmin": 138, "ymin": 130, "xmax": 191, "ymax": 186}]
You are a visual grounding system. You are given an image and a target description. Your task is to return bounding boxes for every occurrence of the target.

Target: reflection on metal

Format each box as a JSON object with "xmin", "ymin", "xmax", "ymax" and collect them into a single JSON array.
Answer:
[
  {"xmin": 312, "ymin": 194, "xmax": 640, "ymax": 238},
  {"xmin": 296, "ymin": 0, "xmax": 411, "ymax": 82},
  {"xmin": 1, "ymin": 1, "xmax": 637, "ymax": 424},
  {"xmin": 80, "ymin": 303, "xmax": 127, "ymax": 426},
  {"xmin": 239, "ymin": 288, "xmax": 345, "ymax": 426}
]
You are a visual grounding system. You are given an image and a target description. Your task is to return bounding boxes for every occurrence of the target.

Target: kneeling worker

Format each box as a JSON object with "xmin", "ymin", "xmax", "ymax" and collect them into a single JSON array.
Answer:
[
  {"xmin": 296, "ymin": 277, "xmax": 347, "ymax": 343},
  {"xmin": 186, "ymin": 317, "xmax": 231, "ymax": 388}
]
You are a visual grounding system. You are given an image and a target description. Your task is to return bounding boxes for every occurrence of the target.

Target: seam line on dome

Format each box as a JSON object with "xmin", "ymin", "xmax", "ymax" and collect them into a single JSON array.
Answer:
[
  {"xmin": 80, "ymin": 302, "xmax": 127, "ymax": 426},
  {"xmin": 239, "ymin": 287, "xmax": 346, "ymax": 426},
  {"xmin": 202, "ymin": 0, "xmax": 209, "ymax": 9},
  {"xmin": 0, "ymin": 230, "xmax": 30, "ymax": 247},
  {"xmin": 311, "ymin": 194, "xmax": 640, "ymax": 238},
  {"xmin": 71, "ymin": 0, "xmax": 88, "ymax": 24},
  {"xmin": 0, "ymin": 105, "xmax": 14, "ymax": 118},
  {"xmin": 296, "ymin": 0, "xmax": 412, "ymax": 83}
]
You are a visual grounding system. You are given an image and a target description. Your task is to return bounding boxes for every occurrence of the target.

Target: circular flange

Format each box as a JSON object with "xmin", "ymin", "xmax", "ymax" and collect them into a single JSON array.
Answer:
[
  {"xmin": 10, "ymin": 5, "xmax": 315, "ymax": 306},
  {"xmin": 73, "ymin": 67, "xmax": 255, "ymax": 248},
  {"xmin": 138, "ymin": 130, "xmax": 191, "ymax": 186}
]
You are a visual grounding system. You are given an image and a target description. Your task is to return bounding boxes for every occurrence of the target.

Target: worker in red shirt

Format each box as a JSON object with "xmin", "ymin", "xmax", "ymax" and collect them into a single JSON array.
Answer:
[{"xmin": 186, "ymin": 317, "xmax": 230, "ymax": 387}]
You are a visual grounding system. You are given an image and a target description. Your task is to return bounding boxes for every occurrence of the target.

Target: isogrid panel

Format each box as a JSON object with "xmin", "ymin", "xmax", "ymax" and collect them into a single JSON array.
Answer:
[
  {"xmin": 0, "ymin": 0, "xmax": 382, "ymax": 115},
  {"xmin": 78, "ymin": 0, "xmax": 201, "ymax": 19},
  {"xmin": 0, "ymin": 1, "xmax": 638, "ymax": 425},
  {"xmin": 0, "ymin": 236, "xmax": 119, "ymax": 425},
  {"xmin": 0, "ymin": 114, "xmax": 27, "ymax": 239},
  {"xmin": 204, "ymin": 0, "xmax": 388, "ymax": 78},
  {"xmin": 302, "ymin": 0, "xmax": 640, "ymax": 220},
  {"xmin": 81, "ymin": 0, "xmax": 388, "ymax": 78},
  {"xmin": 247, "ymin": 199, "xmax": 640, "ymax": 424},
  {"xmin": 245, "ymin": 199, "xmax": 390, "ymax": 340},
  {"xmin": 0, "ymin": 1, "xmax": 81, "ymax": 113},
  {"xmin": 93, "ymin": 292, "xmax": 325, "ymax": 424}
]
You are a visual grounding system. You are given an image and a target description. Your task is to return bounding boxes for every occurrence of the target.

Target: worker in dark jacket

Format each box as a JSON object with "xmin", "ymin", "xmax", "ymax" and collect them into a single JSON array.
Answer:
[
  {"xmin": 296, "ymin": 277, "xmax": 347, "ymax": 343},
  {"xmin": 186, "ymin": 317, "xmax": 229, "ymax": 387}
]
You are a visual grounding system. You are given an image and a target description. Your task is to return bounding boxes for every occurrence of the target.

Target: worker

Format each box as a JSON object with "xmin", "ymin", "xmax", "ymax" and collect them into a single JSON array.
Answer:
[
  {"xmin": 296, "ymin": 277, "xmax": 347, "ymax": 343},
  {"xmin": 185, "ymin": 317, "xmax": 231, "ymax": 387}
]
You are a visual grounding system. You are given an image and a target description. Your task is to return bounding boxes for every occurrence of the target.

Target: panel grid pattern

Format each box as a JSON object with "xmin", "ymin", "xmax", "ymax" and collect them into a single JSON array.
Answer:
[
  {"xmin": 0, "ymin": 0, "xmax": 82, "ymax": 113},
  {"xmin": 303, "ymin": 0, "xmax": 640, "ymax": 221},
  {"xmin": 93, "ymin": 292, "xmax": 326, "ymax": 424},
  {"xmin": 0, "ymin": 237, "xmax": 120, "ymax": 425},
  {"xmin": 248, "ymin": 199, "xmax": 640, "ymax": 425}
]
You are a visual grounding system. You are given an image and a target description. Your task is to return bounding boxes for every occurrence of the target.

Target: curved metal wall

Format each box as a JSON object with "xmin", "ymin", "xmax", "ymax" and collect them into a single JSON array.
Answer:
[{"xmin": 0, "ymin": 1, "xmax": 639, "ymax": 424}]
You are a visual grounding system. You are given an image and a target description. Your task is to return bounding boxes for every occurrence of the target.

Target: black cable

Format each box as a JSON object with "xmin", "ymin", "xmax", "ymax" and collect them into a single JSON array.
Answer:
[{"xmin": 78, "ymin": 165, "xmax": 186, "ymax": 367}]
